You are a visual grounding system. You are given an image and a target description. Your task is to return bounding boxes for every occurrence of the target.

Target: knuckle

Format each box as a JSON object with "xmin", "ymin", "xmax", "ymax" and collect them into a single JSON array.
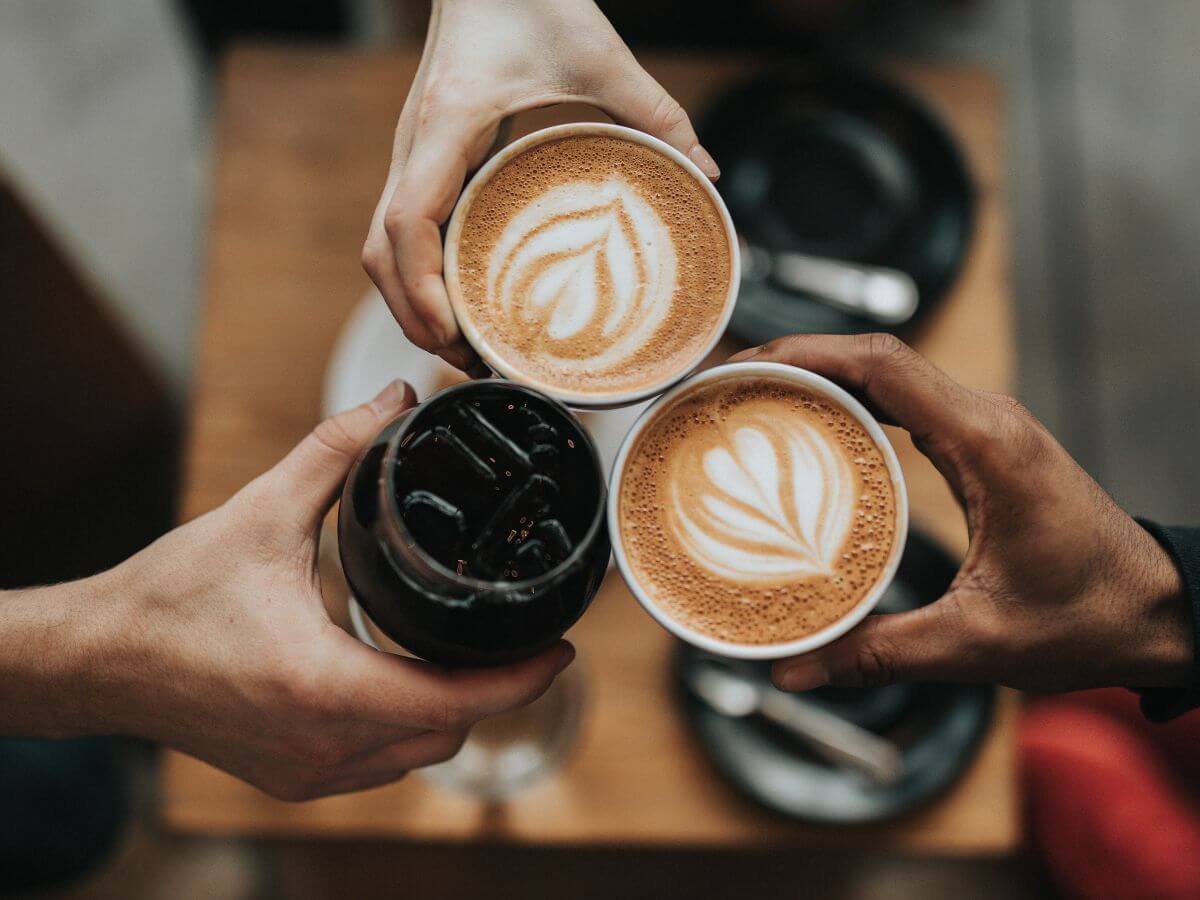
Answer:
[
  {"xmin": 960, "ymin": 392, "xmax": 1047, "ymax": 475},
  {"xmin": 649, "ymin": 92, "xmax": 691, "ymax": 137},
  {"xmin": 415, "ymin": 79, "xmax": 467, "ymax": 124},
  {"xmin": 267, "ymin": 777, "xmax": 322, "ymax": 803},
  {"xmin": 438, "ymin": 695, "xmax": 476, "ymax": 731},
  {"xmin": 939, "ymin": 587, "xmax": 1003, "ymax": 657},
  {"xmin": 1004, "ymin": 412, "xmax": 1050, "ymax": 466},
  {"xmin": 382, "ymin": 205, "xmax": 409, "ymax": 244},
  {"xmin": 414, "ymin": 90, "xmax": 443, "ymax": 128},
  {"xmin": 361, "ymin": 240, "xmax": 389, "ymax": 279},
  {"xmin": 765, "ymin": 334, "xmax": 801, "ymax": 357},
  {"xmin": 305, "ymin": 732, "xmax": 355, "ymax": 770},
  {"xmin": 980, "ymin": 390, "xmax": 1033, "ymax": 421},
  {"xmin": 573, "ymin": 34, "xmax": 627, "ymax": 83},
  {"xmin": 310, "ymin": 414, "xmax": 360, "ymax": 461},
  {"xmin": 287, "ymin": 734, "xmax": 333, "ymax": 767},
  {"xmin": 263, "ymin": 655, "xmax": 322, "ymax": 713},
  {"xmin": 430, "ymin": 730, "xmax": 470, "ymax": 765},
  {"xmin": 408, "ymin": 314, "xmax": 454, "ymax": 352},
  {"xmin": 861, "ymin": 332, "xmax": 911, "ymax": 367},
  {"xmin": 1003, "ymin": 395, "xmax": 1032, "ymax": 419},
  {"xmin": 847, "ymin": 642, "xmax": 897, "ymax": 689},
  {"xmin": 411, "ymin": 331, "xmax": 445, "ymax": 353}
]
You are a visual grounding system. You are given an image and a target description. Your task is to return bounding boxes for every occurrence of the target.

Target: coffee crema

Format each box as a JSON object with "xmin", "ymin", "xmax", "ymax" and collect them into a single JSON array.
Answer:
[
  {"xmin": 618, "ymin": 377, "xmax": 897, "ymax": 645},
  {"xmin": 452, "ymin": 134, "xmax": 733, "ymax": 400}
]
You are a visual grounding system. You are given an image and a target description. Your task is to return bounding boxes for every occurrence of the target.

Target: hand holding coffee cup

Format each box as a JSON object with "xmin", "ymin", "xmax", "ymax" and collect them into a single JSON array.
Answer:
[
  {"xmin": 361, "ymin": 0, "xmax": 720, "ymax": 373},
  {"xmin": 727, "ymin": 334, "xmax": 1190, "ymax": 697}
]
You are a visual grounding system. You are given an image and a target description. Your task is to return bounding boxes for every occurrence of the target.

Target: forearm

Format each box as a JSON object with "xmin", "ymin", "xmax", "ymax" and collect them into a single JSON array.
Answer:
[{"xmin": 0, "ymin": 569, "xmax": 127, "ymax": 738}]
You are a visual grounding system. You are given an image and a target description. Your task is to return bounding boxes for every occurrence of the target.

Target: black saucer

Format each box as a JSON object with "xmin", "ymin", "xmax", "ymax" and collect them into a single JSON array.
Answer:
[
  {"xmin": 700, "ymin": 61, "xmax": 974, "ymax": 341},
  {"xmin": 674, "ymin": 528, "xmax": 994, "ymax": 824}
]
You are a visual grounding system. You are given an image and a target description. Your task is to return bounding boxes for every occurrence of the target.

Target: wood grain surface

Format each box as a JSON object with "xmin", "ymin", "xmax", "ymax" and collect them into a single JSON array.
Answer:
[{"xmin": 162, "ymin": 47, "xmax": 1017, "ymax": 854}]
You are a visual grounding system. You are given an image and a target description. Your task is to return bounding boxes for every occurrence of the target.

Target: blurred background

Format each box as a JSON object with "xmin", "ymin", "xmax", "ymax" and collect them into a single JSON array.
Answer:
[{"xmin": 2, "ymin": 0, "xmax": 1198, "ymax": 897}]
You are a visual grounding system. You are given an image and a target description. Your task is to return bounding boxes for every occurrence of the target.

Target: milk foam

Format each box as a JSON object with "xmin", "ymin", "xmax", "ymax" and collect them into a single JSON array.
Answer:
[
  {"xmin": 618, "ymin": 377, "xmax": 897, "ymax": 645},
  {"xmin": 487, "ymin": 177, "xmax": 676, "ymax": 373},
  {"xmin": 670, "ymin": 413, "xmax": 855, "ymax": 581},
  {"xmin": 453, "ymin": 134, "xmax": 733, "ymax": 398}
]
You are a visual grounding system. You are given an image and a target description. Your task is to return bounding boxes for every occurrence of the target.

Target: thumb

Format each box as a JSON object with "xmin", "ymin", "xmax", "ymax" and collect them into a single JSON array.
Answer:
[
  {"xmin": 771, "ymin": 599, "xmax": 971, "ymax": 691},
  {"xmin": 593, "ymin": 59, "xmax": 720, "ymax": 180},
  {"xmin": 265, "ymin": 379, "xmax": 417, "ymax": 530}
]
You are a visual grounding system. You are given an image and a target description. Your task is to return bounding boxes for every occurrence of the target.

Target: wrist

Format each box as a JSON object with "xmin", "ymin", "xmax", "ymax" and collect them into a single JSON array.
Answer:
[
  {"xmin": 1123, "ymin": 524, "xmax": 1191, "ymax": 687},
  {"xmin": 71, "ymin": 556, "xmax": 164, "ymax": 738},
  {"xmin": 0, "ymin": 568, "xmax": 134, "ymax": 738}
]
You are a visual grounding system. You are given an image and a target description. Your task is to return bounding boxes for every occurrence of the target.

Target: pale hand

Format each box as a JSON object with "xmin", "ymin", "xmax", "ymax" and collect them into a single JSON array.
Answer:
[
  {"xmin": 0, "ymin": 381, "xmax": 573, "ymax": 801},
  {"xmin": 362, "ymin": 0, "xmax": 719, "ymax": 372}
]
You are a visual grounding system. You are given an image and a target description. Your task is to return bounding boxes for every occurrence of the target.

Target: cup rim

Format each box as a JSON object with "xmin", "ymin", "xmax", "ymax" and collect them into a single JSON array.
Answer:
[
  {"xmin": 443, "ymin": 122, "xmax": 741, "ymax": 410},
  {"xmin": 606, "ymin": 361, "xmax": 910, "ymax": 660}
]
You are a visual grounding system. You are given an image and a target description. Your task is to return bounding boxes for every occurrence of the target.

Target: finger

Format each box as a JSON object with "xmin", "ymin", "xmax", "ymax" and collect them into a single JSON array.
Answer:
[
  {"xmin": 464, "ymin": 357, "xmax": 492, "ymax": 380},
  {"xmin": 593, "ymin": 60, "xmax": 719, "ymax": 179},
  {"xmin": 316, "ymin": 762, "xmax": 419, "ymax": 798},
  {"xmin": 435, "ymin": 340, "xmax": 482, "ymax": 373},
  {"xmin": 313, "ymin": 768, "xmax": 409, "ymax": 798},
  {"xmin": 282, "ymin": 731, "xmax": 468, "ymax": 801},
  {"xmin": 342, "ymin": 728, "xmax": 469, "ymax": 780},
  {"xmin": 362, "ymin": 48, "xmax": 443, "ymax": 353},
  {"xmin": 731, "ymin": 333, "xmax": 989, "ymax": 455},
  {"xmin": 771, "ymin": 597, "xmax": 978, "ymax": 691},
  {"xmin": 264, "ymin": 379, "xmax": 417, "ymax": 528},
  {"xmin": 386, "ymin": 116, "xmax": 501, "ymax": 352},
  {"xmin": 336, "ymin": 637, "xmax": 575, "ymax": 731},
  {"xmin": 363, "ymin": 214, "xmax": 445, "ymax": 354}
]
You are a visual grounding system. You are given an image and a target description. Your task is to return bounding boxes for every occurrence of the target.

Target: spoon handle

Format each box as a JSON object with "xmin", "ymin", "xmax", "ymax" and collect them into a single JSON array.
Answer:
[
  {"xmin": 758, "ymin": 690, "xmax": 905, "ymax": 785},
  {"xmin": 771, "ymin": 251, "xmax": 919, "ymax": 326}
]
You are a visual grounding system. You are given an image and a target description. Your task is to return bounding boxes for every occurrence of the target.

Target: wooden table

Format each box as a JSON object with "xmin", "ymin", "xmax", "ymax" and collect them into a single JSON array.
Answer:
[{"xmin": 163, "ymin": 47, "xmax": 1017, "ymax": 854}]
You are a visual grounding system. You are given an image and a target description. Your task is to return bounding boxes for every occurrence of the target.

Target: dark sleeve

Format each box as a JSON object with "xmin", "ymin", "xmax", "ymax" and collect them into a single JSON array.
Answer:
[{"xmin": 1133, "ymin": 520, "xmax": 1200, "ymax": 722}]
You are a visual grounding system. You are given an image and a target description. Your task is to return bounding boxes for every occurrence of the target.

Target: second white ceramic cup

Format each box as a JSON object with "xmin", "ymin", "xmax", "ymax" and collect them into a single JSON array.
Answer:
[
  {"xmin": 443, "ymin": 122, "xmax": 741, "ymax": 410},
  {"xmin": 607, "ymin": 360, "xmax": 910, "ymax": 660}
]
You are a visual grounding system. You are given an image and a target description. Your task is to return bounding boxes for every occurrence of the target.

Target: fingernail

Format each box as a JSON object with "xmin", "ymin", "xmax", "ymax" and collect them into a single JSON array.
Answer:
[
  {"xmin": 371, "ymin": 379, "xmax": 414, "ymax": 415},
  {"xmin": 552, "ymin": 642, "xmax": 576, "ymax": 675},
  {"xmin": 774, "ymin": 658, "xmax": 829, "ymax": 692},
  {"xmin": 731, "ymin": 345, "xmax": 764, "ymax": 362},
  {"xmin": 689, "ymin": 145, "xmax": 720, "ymax": 180}
]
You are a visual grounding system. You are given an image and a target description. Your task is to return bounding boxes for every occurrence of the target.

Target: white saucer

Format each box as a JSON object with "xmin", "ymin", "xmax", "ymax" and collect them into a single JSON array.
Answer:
[{"xmin": 322, "ymin": 290, "xmax": 653, "ymax": 479}]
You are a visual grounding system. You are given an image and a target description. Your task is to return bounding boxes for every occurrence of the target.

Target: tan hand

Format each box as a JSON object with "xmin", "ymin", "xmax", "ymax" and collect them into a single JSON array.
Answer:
[
  {"xmin": 361, "ymin": 0, "xmax": 718, "ymax": 372},
  {"xmin": 65, "ymin": 380, "xmax": 572, "ymax": 801}
]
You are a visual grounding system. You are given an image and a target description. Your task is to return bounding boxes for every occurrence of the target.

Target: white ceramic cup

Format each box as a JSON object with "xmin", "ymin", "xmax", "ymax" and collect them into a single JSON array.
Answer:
[
  {"xmin": 443, "ymin": 122, "xmax": 741, "ymax": 410},
  {"xmin": 607, "ymin": 361, "xmax": 910, "ymax": 660}
]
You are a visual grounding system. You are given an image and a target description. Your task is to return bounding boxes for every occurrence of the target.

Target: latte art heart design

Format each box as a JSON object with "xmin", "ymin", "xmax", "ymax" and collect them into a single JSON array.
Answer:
[
  {"xmin": 487, "ymin": 178, "xmax": 677, "ymax": 372},
  {"xmin": 669, "ymin": 414, "xmax": 857, "ymax": 582}
]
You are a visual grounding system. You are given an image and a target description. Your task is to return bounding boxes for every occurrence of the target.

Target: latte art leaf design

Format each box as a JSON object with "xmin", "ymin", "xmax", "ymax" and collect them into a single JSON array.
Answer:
[
  {"xmin": 669, "ymin": 413, "xmax": 857, "ymax": 581},
  {"xmin": 487, "ymin": 178, "xmax": 677, "ymax": 372}
]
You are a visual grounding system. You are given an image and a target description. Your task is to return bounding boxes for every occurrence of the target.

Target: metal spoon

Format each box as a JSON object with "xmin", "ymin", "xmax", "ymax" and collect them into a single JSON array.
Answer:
[
  {"xmin": 740, "ymin": 239, "xmax": 919, "ymax": 326},
  {"xmin": 687, "ymin": 660, "xmax": 905, "ymax": 785}
]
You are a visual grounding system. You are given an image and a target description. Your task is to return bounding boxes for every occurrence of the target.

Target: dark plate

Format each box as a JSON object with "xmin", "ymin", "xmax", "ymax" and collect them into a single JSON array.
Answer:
[
  {"xmin": 700, "ymin": 61, "xmax": 975, "ymax": 342},
  {"xmin": 674, "ymin": 528, "xmax": 994, "ymax": 824}
]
